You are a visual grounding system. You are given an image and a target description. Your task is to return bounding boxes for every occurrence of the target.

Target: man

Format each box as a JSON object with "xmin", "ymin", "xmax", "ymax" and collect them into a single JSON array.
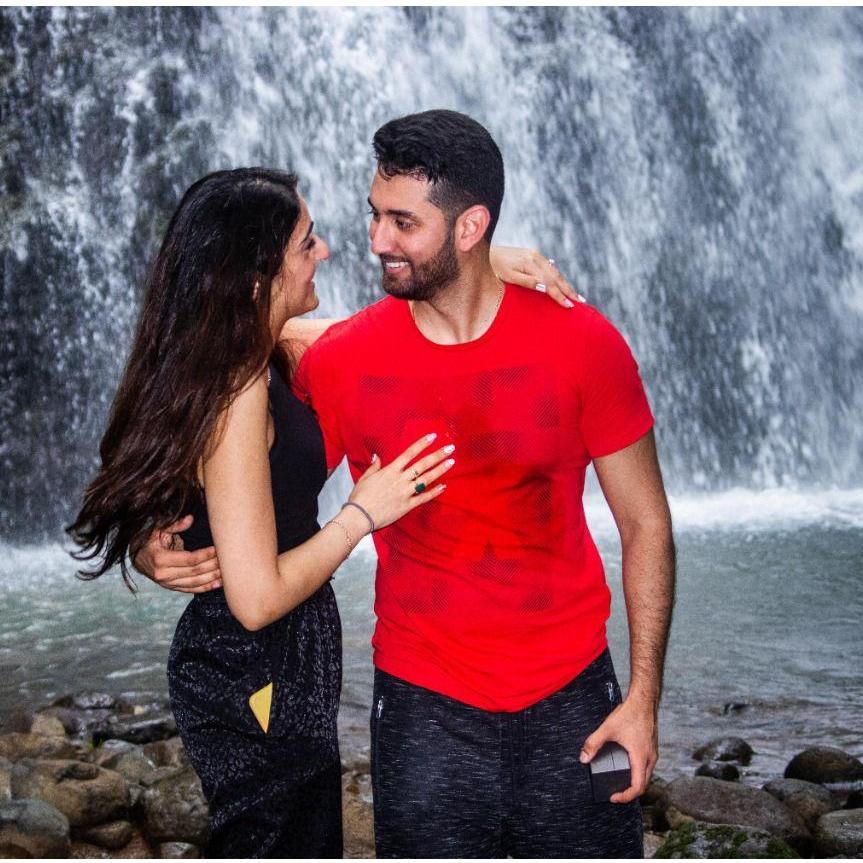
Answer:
[{"xmin": 142, "ymin": 110, "xmax": 675, "ymax": 857}]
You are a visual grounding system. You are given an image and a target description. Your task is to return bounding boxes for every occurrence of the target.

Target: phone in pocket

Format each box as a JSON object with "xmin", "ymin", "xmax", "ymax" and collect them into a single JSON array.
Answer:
[{"xmin": 588, "ymin": 741, "xmax": 631, "ymax": 802}]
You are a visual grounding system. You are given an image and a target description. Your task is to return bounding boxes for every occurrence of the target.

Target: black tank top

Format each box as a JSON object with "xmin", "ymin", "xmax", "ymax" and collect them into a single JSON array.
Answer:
[{"xmin": 180, "ymin": 362, "xmax": 328, "ymax": 554}]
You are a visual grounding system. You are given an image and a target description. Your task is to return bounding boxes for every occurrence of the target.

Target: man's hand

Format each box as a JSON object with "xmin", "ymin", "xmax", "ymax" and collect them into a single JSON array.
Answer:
[
  {"xmin": 579, "ymin": 696, "xmax": 658, "ymax": 803},
  {"xmin": 134, "ymin": 515, "xmax": 222, "ymax": 593}
]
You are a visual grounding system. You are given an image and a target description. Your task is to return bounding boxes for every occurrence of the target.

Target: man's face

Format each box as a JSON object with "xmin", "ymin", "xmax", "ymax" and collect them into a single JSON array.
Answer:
[{"xmin": 367, "ymin": 170, "xmax": 459, "ymax": 301}]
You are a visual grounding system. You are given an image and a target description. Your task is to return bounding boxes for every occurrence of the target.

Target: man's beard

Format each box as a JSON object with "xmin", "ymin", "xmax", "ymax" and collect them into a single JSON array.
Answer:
[{"xmin": 380, "ymin": 229, "xmax": 459, "ymax": 301}]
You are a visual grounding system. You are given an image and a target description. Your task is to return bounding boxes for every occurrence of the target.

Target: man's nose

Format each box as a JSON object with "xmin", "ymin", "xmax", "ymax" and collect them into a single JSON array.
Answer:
[
  {"xmin": 316, "ymin": 237, "xmax": 330, "ymax": 262},
  {"xmin": 369, "ymin": 219, "xmax": 393, "ymax": 256}
]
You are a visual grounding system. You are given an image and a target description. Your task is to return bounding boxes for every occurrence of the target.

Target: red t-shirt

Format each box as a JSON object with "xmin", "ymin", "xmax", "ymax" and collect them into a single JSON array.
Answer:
[{"xmin": 293, "ymin": 286, "xmax": 653, "ymax": 711}]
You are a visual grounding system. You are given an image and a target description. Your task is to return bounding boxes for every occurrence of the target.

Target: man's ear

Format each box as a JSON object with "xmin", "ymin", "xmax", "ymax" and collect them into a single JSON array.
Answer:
[{"xmin": 455, "ymin": 205, "xmax": 491, "ymax": 253}]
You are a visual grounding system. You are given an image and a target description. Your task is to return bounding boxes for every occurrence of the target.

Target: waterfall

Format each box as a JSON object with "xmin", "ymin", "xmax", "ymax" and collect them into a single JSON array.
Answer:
[{"xmin": 2, "ymin": 7, "xmax": 862, "ymax": 540}]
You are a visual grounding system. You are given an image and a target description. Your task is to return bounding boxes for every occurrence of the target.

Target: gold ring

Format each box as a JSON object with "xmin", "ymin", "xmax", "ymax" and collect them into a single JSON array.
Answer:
[{"xmin": 411, "ymin": 469, "xmax": 420, "ymax": 481}]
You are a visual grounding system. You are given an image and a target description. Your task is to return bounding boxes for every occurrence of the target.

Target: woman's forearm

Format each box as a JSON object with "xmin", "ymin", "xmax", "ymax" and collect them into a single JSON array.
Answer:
[{"xmin": 228, "ymin": 505, "xmax": 369, "ymax": 631}]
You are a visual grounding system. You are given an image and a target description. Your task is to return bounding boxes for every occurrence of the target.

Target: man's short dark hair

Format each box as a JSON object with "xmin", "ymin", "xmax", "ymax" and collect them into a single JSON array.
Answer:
[{"xmin": 372, "ymin": 109, "xmax": 505, "ymax": 243}]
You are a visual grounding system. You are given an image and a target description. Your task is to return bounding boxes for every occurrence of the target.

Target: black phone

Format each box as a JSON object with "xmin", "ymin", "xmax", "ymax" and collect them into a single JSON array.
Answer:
[{"xmin": 587, "ymin": 741, "xmax": 631, "ymax": 802}]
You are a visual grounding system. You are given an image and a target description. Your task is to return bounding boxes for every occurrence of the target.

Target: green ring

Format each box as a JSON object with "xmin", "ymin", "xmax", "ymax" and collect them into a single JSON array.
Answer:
[{"xmin": 414, "ymin": 482, "xmax": 426, "ymax": 494}]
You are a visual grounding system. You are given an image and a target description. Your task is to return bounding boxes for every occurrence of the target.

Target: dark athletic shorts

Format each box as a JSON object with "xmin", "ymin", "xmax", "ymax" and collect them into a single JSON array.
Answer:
[{"xmin": 370, "ymin": 649, "xmax": 643, "ymax": 858}]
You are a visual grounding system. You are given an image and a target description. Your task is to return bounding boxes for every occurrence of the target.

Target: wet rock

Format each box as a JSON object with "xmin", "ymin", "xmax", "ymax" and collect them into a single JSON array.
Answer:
[
  {"xmin": 0, "ymin": 798, "xmax": 71, "ymax": 858},
  {"xmin": 643, "ymin": 830, "xmax": 665, "ymax": 858},
  {"xmin": 0, "ymin": 757, "xmax": 11, "ymax": 803},
  {"xmin": 142, "ymin": 736, "xmax": 189, "ymax": 769},
  {"xmin": 139, "ymin": 765, "xmax": 185, "ymax": 787},
  {"xmin": 341, "ymin": 747, "xmax": 370, "ymax": 775},
  {"xmin": 94, "ymin": 744, "xmax": 156, "ymax": 785},
  {"xmin": 695, "ymin": 761, "xmax": 740, "ymax": 781},
  {"xmin": 693, "ymin": 737, "xmax": 753, "ymax": 765},
  {"xmin": 654, "ymin": 819, "xmax": 798, "ymax": 858},
  {"xmin": 813, "ymin": 808, "xmax": 863, "ymax": 857},
  {"xmin": 785, "ymin": 746, "xmax": 863, "ymax": 784},
  {"xmin": 41, "ymin": 706, "xmax": 115, "ymax": 739},
  {"xmin": 0, "ymin": 731, "xmax": 79, "ymax": 760},
  {"xmin": 52, "ymin": 692, "xmax": 118, "ymax": 711},
  {"xmin": 846, "ymin": 788, "xmax": 863, "ymax": 809},
  {"xmin": 159, "ymin": 841, "xmax": 200, "ymax": 858},
  {"xmin": 11, "ymin": 758, "xmax": 129, "ymax": 827},
  {"xmin": 141, "ymin": 767, "xmax": 210, "ymax": 846},
  {"xmin": 722, "ymin": 702, "xmax": 750, "ymax": 715},
  {"xmin": 30, "ymin": 714, "xmax": 68, "ymax": 738},
  {"xmin": 70, "ymin": 829, "xmax": 155, "ymax": 858},
  {"xmin": 94, "ymin": 713, "xmax": 177, "ymax": 746},
  {"xmin": 76, "ymin": 818, "xmax": 134, "ymax": 849},
  {"xmin": 342, "ymin": 772, "xmax": 374, "ymax": 859},
  {"xmin": 641, "ymin": 776, "xmax": 671, "ymax": 832},
  {"xmin": 666, "ymin": 776, "xmax": 810, "ymax": 851},
  {"xmin": 763, "ymin": 778, "xmax": 836, "ymax": 829}
]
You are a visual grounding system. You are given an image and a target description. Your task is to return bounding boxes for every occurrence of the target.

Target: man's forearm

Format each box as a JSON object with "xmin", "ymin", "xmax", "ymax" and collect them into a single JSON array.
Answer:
[{"xmin": 620, "ymin": 521, "xmax": 676, "ymax": 711}]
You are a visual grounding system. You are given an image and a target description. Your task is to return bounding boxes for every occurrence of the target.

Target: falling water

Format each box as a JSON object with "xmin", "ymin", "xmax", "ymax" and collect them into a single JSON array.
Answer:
[{"xmin": 1, "ymin": 6, "xmax": 862, "ymax": 540}]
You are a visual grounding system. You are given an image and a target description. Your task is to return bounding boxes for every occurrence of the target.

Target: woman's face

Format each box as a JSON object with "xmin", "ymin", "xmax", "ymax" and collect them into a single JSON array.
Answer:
[{"xmin": 269, "ymin": 196, "xmax": 329, "ymax": 334}]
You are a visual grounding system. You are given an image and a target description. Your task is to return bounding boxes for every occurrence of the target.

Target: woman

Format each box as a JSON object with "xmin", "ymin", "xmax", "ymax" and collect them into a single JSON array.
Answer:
[{"xmin": 69, "ymin": 167, "xmax": 576, "ymax": 857}]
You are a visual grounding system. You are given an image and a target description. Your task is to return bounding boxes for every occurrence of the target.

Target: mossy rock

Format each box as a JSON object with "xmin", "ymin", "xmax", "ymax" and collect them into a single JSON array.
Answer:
[{"xmin": 654, "ymin": 820, "xmax": 798, "ymax": 858}]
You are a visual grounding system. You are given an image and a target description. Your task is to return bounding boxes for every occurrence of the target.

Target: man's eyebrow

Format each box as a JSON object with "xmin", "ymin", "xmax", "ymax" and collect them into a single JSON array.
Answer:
[{"xmin": 367, "ymin": 198, "xmax": 417, "ymax": 219}]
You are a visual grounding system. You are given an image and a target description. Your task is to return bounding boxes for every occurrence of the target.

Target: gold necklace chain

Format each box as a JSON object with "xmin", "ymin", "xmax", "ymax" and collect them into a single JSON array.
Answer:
[{"xmin": 411, "ymin": 280, "xmax": 504, "ymax": 335}]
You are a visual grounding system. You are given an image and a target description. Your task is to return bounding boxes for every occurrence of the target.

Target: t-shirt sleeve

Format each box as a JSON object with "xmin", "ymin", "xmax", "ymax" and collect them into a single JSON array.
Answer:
[
  {"xmin": 577, "ymin": 309, "xmax": 654, "ymax": 458},
  {"xmin": 292, "ymin": 341, "xmax": 346, "ymax": 471}
]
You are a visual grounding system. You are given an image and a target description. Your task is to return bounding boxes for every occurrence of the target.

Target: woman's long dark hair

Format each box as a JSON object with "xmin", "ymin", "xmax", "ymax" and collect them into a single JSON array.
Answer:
[{"xmin": 68, "ymin": 168, "xmax": 301, "ymax": 588}]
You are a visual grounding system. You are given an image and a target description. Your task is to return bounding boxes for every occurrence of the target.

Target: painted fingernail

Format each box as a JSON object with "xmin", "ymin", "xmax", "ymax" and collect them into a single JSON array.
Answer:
[
  {"xmin": 445, "ymin": 458, "xmax": 455, "ymax": 467},
  {"xmin": 536, "ymin": 283, "xmax": 547, "ymax": 293},
  {"xmin": 443, "ymin": 444, "xmax": 455, "ymax": 454},
  {"xmin": 371, "ymin": 453, "xmax": 378, "ymax": 462},
  {"xmin": 577, "ymin": 293, "xmax": 586, "ymax": 303},
  {"xmin": 426, "ymin": 433, "xmax": 437, "ymax": 442},
  {"xmin": 564, "ymin": 299, "xmax": 574, "ymax": 308}
]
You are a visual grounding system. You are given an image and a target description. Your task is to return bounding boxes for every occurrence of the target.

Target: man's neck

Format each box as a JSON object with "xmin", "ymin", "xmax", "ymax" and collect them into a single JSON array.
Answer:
[{"xmin": 408, "ymin": 259, "xmax": 503, "ymax": 345}]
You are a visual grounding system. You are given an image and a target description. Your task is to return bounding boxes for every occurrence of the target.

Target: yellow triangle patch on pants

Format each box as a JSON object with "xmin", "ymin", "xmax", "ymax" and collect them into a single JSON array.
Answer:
[{"xmin": 249, "ymin": 682, "xmax": 273, "ymax": 733}]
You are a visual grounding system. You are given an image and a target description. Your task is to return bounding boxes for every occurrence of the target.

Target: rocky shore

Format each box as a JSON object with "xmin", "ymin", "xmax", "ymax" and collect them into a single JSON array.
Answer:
[{"xmin": 1, "ymin": 695, "xmax": 861, "ymax": 858}]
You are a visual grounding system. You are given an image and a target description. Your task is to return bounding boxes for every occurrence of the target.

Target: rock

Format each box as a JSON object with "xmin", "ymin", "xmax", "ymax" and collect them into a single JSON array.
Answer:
[
  {"xmin": 94, "ymin": 744, "xmax": 156, "ymax": 785},
  {"xmin": 159, "ymin": 841, "xmax": 200, "ymax": 858},
  {"xmin": 0, "ymin": 798, "xmax": 71, "ymax": 858},
  {"xmin": 94, "ymin": 714, "xmax": 177, "ymax": 746},
  {"xmin": 69, "ymin": 840, "xmax": 115, "ymax": 858},
  {"xmin": 654, "ymin": 819, "xmax": 798, "ymax": 858},
  {"xmin": 141, "ymin": 767, "xmax": 210, "ymax": 846},
  {"xmin": 0, "ymin": 732, "xmax": 79, "ymax": 760},
  {"xmin": 785, "ymin": 746, "xmax": 863, "ymax": 784},
  {"xmin": 813, "ymin": 808, "xmax": 863, "ymax": 857},
  {"xmin": 52, "ymin": 692, "xmax": 118, "ymax": 711},
  {"xmin": 76, "ymin": 819, "xmax": 134, "ymax": 849},
  {"xmin": 696, "ymin": 761, "xmax": 740, "ymax": 781},
  {"xmin": 142, "ymin": 737, "xmax": 189, "ymax": 769},
  {"xmin": 722, "ymin": 702, "xmax": 750, "ymax": 715},
  {"xmin": 140, "ymin": 766, "xmax": 185, "ymax": 787},
  {"xmin": 70, "ymin": 828, "xmax": 154, "ymax": 858},
  {"xmin": 643, "ymin": 830, "xmax": 665, "ymax": 858},
  {"xmin": 341, "ymin": 748, "xmax": 370, "ymax": 775},
  {"xmin": 92, "ymin": 740, "xmax": 139, "ymax": 766},
  {"xmin": 40, "ymin": 706, "xmax": 115, "ymax": 739},
  {"xmin": 641, "ymin": 776, "xmax": 671, "ymax": 832},
  {"xmin": 342, "ymin": 772, "xmax": 374, "ymax": 858},
  {"xmin": 693, "ymin": 737, "xmax": 753, "ymax": 765},
  {"xmin": 846, "ymin": 788, "xmax": 863, "ymax": 809},
  {"xmin": 30, "ymin": 714, "xmax": 68, "ymax": 738},
  {"xmin": 763, "ymin": 778, "xmax": 836, "ymax": 829},
  {"xmin": 0, "ymin": 758, "xmax": 11, "ymax": 803},
  {"xmin": 666, "ymin": 776, "xmax": 810, "ymax": 851},
  {"xmin": 11, "ymin": 759, "xmax": 129, "ymax": 827}
]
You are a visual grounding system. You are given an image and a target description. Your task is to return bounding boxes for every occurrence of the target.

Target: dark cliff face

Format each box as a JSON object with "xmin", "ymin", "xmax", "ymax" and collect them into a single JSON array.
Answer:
[{"xmin": 2, "ymin": 7, "xmax": 863, "ymax": 539}]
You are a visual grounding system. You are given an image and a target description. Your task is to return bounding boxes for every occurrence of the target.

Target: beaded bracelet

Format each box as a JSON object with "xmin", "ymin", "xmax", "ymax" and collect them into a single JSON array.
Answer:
[
  {"xmin": 327, "ymin": 518, "xmax": 355, "ymax": 556},
  {"xmin": 342, "ymin": 501, "xmax": 376, "ymax": 533}
]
